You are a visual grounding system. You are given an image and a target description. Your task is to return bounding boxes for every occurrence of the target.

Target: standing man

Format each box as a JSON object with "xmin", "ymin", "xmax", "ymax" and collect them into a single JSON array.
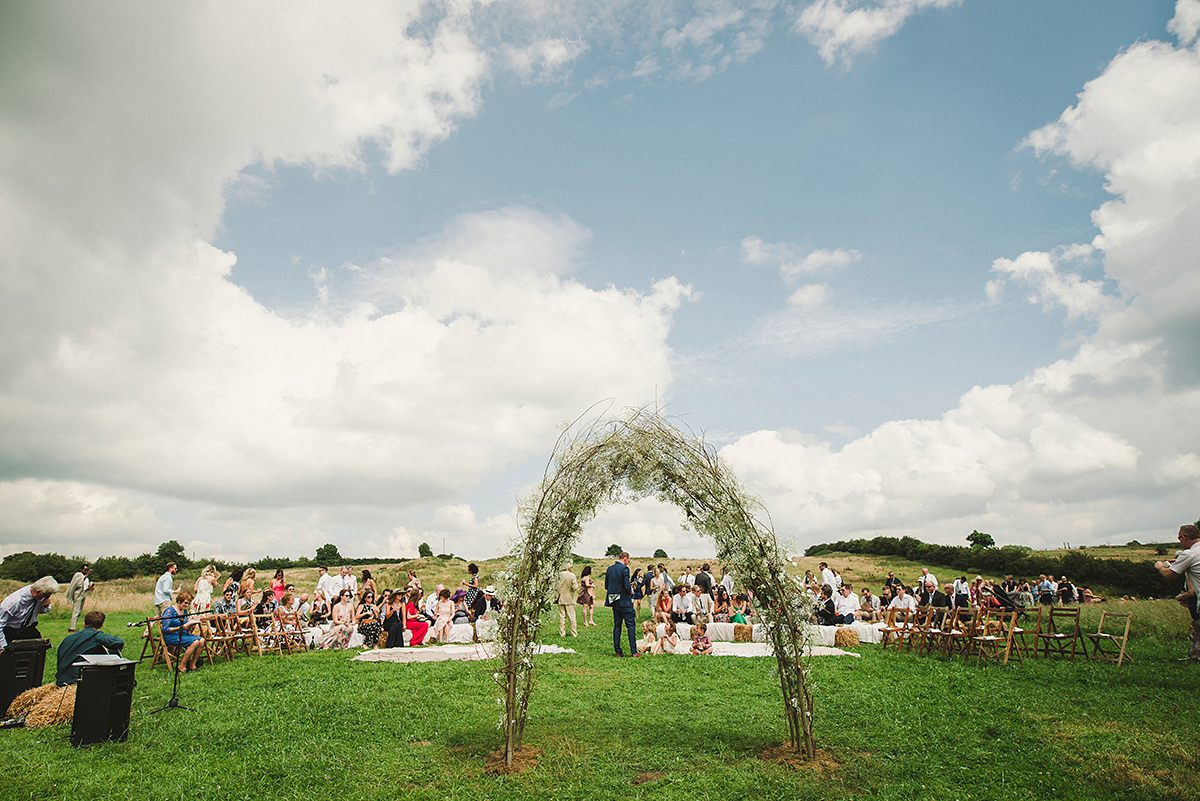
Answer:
[
  {"xmin": 720, "ymin": 567, "xmax": 734, "ymax": 597},
  {"xmin": 557, "ymin": 564, "xmax": 579, "ymax": 637},
  {"xmin": 0, "ymin": 576, "xmax": 59, "ymax": 653},
  {"xmin": 694, "ymin": 564, "xmax": 714, "ymax": 596},
  {"xmin": 338, "ymin": 566, "xmax": 358, "ymax": 598},
  {"xmin": 55, "ymin": 611, "xmax": 124, "ymax": 686},
  {"xmin": 64, "ymin": 563, "xmax": 93, "ymax": 632},
  {"xmin": 315, "ymin": 566, "xmax": 339, "ymax": 607},
  {"xmin": 605, "ymin": 551, "xmax": 638, "ymax": 657},
  {"xmin": 154, "ymin": 562, "xmax": 178, "ymax": 616},
  {"xmin": 819, "ymin": 562, "xmax": 836, "ymax": 589},
  {"xmin": 1155, "ymin": 523, "xmax": 1200, "ymax": 661}
]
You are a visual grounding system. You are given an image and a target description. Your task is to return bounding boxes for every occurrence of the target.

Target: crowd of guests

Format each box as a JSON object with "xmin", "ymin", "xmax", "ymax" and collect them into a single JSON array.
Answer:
[
  {"xmin": 152, "ymin": 561, "xmax": 503, "ymax": 657},
  {"xmin": 806, "ymin": 561, "xmax": 1101, "ymax": 626}
]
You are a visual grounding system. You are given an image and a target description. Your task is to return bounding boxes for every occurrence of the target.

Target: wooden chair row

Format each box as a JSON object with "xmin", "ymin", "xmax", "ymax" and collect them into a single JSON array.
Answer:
[
  {"xmin": 140, "ymin": 609, "xmax": 310, "ymax": 669},
  {"xmin": 877, "ymin": 605, "xmax": 1131, "ymax": 666}
]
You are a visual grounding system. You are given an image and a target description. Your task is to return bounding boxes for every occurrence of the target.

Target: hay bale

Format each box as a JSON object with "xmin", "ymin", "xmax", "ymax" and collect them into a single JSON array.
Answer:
[
  {"xmin": 6, "ymin": 683, "xmax": 57, "ymax": 717},
  {"xmin": 733, "ymin": 624, "xmax": 753, "ymax": 643},
  {"xmin": 833, "ymin": 627, "xmax": 860, "ymax": 648},
  {"xmin": 24, "ymin": 685, "xmax": 75, "ymax": 729}
]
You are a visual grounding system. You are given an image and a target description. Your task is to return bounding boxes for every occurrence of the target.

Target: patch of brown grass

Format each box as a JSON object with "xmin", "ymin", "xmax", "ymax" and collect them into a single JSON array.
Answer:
[
  {"xmin": 760, "ymin": 743, "xmax": 843, "ymax": 774},
  {"xmin": 632, "ymin": 772, "xmax": 666, "ymax": 785},
  {"xmin": 484, "ymin": 745, "xmax": 542, "ymax": 775}
]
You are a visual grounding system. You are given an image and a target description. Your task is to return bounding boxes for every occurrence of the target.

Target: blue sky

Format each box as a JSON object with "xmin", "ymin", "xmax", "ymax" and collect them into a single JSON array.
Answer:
[{"xmin": 2, "ymin": 1, "xmax": 1198, "ymax": 562}]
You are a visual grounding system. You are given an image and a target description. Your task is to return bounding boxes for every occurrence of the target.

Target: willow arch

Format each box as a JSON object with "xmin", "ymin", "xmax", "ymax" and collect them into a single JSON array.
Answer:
[{"xmin": 493, "ymin": 409, "xmax": 816, "ymax": 767}]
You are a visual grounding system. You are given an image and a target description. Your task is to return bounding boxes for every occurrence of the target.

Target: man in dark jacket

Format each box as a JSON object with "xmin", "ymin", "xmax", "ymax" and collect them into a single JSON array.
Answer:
[
  {"xmin": 604, "ymin": 551, "xmax": 638, "ymax": 656},
  {"xmin": 55, "ymin": 611, "xmax": 124, "ymax": 685}
]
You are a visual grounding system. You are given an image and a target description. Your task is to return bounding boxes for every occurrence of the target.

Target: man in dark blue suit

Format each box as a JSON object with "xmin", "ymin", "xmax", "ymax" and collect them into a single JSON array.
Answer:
[{"xmin": 605, "ymin": 551, "xmax": 638, "ymax": 656}]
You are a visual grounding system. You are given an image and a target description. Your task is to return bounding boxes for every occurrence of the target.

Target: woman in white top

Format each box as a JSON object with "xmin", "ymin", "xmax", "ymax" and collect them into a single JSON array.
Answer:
[{"xmin": 192, "ymin": 565, "xmax": 219, "ymax": 613}]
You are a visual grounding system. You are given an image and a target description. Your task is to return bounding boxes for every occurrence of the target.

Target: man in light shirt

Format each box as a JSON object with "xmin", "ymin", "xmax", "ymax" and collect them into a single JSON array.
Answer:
[
  {"xmin": 1155, "ymin": 523, "xmax": 1200, "ymax": 660},
  {"xmin": 0, "ymin": 576, "xmax": 59, "ymax": 653},
  {"xmin": 835, "ymin": 584, "xmax": 859, "ymax": 624},
  {"xmin": 678, "ymin": 566, "xmax": 694, "ymax": 586},
  {"xmin": 691, "ymin": 584, "xmax": 712, "ymax": 625},
  {"xmin": 819, "ymin": 562, "xmax": 836, "ymax": 589},
  {"xmin": 888, "ymin": 585, "xmax": 918, "ymax": 612},
  {"xmin": 154, "ymin": 562, "xmax": 178, "ymax": 616},
  {"xmin": 338, "ymin": 566, "xmax": 358, "ymax": 597},
  {"xmin": 856, "ymin": 587, "xmax": 881, "ymax": 622},
  {"xmin": 315, "ymin": 566, "xmax": 339, "ymax": 606},
  {"xmin": 916, "ymin": 567, "xmax": 937, "ymax": 590},
  {"xmin": 671, "ymin": 584, "xmax": 693, "ymax": 624}
]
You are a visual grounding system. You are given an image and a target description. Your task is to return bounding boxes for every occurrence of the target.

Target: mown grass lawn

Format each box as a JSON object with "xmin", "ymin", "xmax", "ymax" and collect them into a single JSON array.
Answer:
[{"xmin": 3, "ymin": 600, "xmax": 1198, "ymax": 801}]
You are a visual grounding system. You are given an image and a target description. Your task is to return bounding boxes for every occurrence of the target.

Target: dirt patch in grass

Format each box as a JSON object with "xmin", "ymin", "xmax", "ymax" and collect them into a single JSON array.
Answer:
[
  {"xmin": 632, "ymin": 772, "xmax": 666, "ymax": 785},
  {"xmin": 484, "ymin": 745, "xmax": 543, "ymax": 775},
  {"xmin": 761, "ymin": 743, "xmax": 843, "ymax": 774}
]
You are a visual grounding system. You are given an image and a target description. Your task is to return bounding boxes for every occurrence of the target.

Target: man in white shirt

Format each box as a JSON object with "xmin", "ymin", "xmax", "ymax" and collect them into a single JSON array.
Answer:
[
  {"xmin": 154, "ymin": 563, "xmax": 178, "ymax": 616},
  {"xmin": 678, "ymin": 567, "xmax": 694, "ymax": 586},
  {"xmin": 916, "ymin": 568, "xmax": 937, "ymax": 590},
  {"xmin": 834, "ymin": 584, "xmax": 859, "ymax": 624},
  {"xmin": 720, "ymin": 568, "xmax": 734, "ymax": 597},
  {"xmin": 672, "ymin": 585, "xmax": 693, "ymax": 624},
  {"xmin": 0, "ymin": 576, "xmax": 59, "ymax": 653},
  {"xmin": 819, "ymin": 562, "xmax": 836, "ymax": 589},
  {"xmin": 337, "ymin": 566, "xmax": 358, "ymax": 597},
  {"xmin": 315, "ymin": 566, "xmax": 339, "ymax": 606},
  {"xmin": 888, "ymin": 585, "xmax": 917, "ymax": 612},
  {"xmin": 1156, "ymin": 523, "xmax": 1200, "ymax": 660},
  {"xmin": 295, "ymin": 593, "xmax": 311, "ymax": 621}
]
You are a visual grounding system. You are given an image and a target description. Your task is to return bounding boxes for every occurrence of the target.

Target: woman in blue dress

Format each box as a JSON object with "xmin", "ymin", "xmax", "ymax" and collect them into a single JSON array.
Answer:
[{"xmin": 161, "ymin": 590, "xmax": 207, "ymax": 672}]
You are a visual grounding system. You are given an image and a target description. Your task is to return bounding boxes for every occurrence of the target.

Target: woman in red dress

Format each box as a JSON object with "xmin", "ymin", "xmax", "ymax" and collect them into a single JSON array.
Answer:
[{"xmin": 404, "ymin": 588, "xmax": 430, "ymax": 645}]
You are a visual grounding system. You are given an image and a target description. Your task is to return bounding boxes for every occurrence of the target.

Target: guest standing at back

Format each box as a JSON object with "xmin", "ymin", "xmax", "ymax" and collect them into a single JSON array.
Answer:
[{"xmin": 605, "ymin": 551, "xmax": 638, "ymax": 657}]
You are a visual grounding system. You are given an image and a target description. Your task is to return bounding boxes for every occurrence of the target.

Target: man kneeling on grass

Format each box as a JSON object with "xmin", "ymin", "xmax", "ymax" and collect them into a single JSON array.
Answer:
[
  {"xmin": 56, "ymin": 611, "xmax": 125, "ymax": 686},
  {"xmin": 690, "ymin": 622, "xmax": 713, "ymax": 655}
]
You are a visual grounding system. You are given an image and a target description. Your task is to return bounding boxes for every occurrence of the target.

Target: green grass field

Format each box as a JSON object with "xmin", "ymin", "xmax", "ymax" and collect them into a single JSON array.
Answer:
[{"xmin": 3, "ymin": 555, "xmax": 1198, "ymax": 800}]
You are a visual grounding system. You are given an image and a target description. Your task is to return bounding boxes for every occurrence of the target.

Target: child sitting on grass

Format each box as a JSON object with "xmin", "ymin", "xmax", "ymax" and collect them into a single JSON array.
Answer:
[
  {"xmin": 690, "ymin": 622, "xmax": 713, "ymax": 655},
  {"xmin": 636, "ymin": 620, "xmax": 656, "ymax": 653},
  {"xmin": 653, "ymin": 620, "xmax": 679, "ymax": 654}
]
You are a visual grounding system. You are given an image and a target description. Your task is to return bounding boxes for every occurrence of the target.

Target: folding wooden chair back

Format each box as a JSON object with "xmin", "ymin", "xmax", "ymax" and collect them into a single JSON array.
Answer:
[
  {"xmin": 1033, "ymin": 606, "xmax": 1081, "ymax": 660},
  {"xmin": 880, "ymin": 608, "xmax": 912, "ymax": 651},
  {"xmin": 972, "ymin": 608, "xmax": 1021, "ymax": 665},
  {"xmin": 277, "ymin": 609, "xmax": 309, "ymax": 654},
  {"xmin": 140, "ymin": 618, "xmax": 164, "ymax": 666},
  {"xmin": 250, "ymin": 610, "xmax": 286, "ymax": 656},
  {"xmin": 1085, "ymin": 611, "xmax": 1132, "ymax": 666},
  {"xmin": 943, "ymin": 607, "xmax": 979, "ymax": 658},
  {"xmin": 922, "ymin": 606, "xmax": 955, "ymax": 656},
  {"xmin": 901, "ymin": 607, "xmax": 934, "ymax": 654}
]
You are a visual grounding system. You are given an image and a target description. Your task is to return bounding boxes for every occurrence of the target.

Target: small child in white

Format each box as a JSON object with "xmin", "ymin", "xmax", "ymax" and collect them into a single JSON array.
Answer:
[
  {"xmin": 653, "ymin": 620, "xmax": 679, "ymax": 654},
  {"xmin": 636, "ymin": 619, "xmax": 657, "ymax": 653}
]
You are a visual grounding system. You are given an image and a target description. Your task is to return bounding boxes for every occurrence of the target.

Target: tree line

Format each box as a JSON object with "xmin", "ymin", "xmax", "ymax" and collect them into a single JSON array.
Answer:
[
  {"xmin": 0, "ymin": 540, "xmax": 464, "ymax": 584},
  {"xmin": 804, "ymin": 534, "xmax": 1182, "ymax": 598}
]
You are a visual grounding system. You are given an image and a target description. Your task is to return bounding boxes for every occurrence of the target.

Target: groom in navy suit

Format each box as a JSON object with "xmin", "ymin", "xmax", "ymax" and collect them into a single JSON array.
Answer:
[{"xmin": 605, "ymin": 551, "xmax": 639, "ymax": 656}]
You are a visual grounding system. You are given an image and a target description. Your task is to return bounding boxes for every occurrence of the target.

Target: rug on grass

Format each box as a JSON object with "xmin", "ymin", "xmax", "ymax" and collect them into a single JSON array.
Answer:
[{"xmin": 352, "ymin": 643, "xmax": 575, "ymax": 663}]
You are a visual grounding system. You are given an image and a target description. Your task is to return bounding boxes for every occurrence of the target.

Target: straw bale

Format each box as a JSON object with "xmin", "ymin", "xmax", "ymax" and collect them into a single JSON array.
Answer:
[
  {"xmin": 6, "ymin": 683, "xmax": 56, "ymax": 717},
  {"xmin": 733, "ymin": 624, "xmax": 753, "ymax": 642},
  {"xmin": 833, "ymin": 627, "xmax": 859, "ymax": 648},
  {"xmin": 24, "ymin": 685, "xmax": 75, "ymax": 728}
]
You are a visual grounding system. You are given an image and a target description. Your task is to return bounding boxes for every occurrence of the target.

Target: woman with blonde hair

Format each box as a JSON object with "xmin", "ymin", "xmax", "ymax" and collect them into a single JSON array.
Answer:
[
  {"xmin": 239, "ymin": 567, "xmax": 257, "ymax": 598},
  {"xmin": 192, "ymin": 565, "xmax": 220, "ymax": 613}
]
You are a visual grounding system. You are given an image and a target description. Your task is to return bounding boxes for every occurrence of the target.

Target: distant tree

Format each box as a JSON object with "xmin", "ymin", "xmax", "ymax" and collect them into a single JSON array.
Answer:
[
  {"xmin": 1126, "ymin": 540, "xmax": 1141, "ymax": 547},
  {"xmin": 418, "ymin": 542, "xmax": 433, "ymax": 558},
  {"xmin": 315, "ymin": 543, "xmax": 342, "ymax": 564},
  {"xmin": 653, "ymin": 548, "xmax": 668, "ymax": 559},
  {"xmin": 605, "ymin": 543, "xmax": 623, "ymax": 558},
  {"xmin": 966, "ymin": 530, "xmax": 995, "ymax": 549},
  {"xmin": 156, "ymin": 540, "xmax": 190, "ymax": 570}
]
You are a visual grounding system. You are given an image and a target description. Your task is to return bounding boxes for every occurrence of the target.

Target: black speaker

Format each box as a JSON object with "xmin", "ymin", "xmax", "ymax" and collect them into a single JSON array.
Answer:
[
  {"xmin": 0, "ymin": 638, "xmax": 50, "ymax": 714},
  {"xmin": 71, "ymin": 661, "xmax": 135, "ymax": 746}
]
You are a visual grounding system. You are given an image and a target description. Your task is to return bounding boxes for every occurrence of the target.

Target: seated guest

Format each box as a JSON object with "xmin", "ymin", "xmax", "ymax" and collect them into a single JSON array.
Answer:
[
  {"xmin": 834, "ymin": 584, "xmax": 859, "ymax": 624},
  {"xmin": 691, "ymin": 584, "xmax": 713, "ymax": 626},
  {"xmin": 636, "ymin": 620, "xmax": 657, "ymax": 653},
  {"xmin": 450, "ymin": 589, "xmax": 470, "ymax": 623},
  {"xmin": 653, "ymin": 620, "xmax": 679, "ymax": 654},
  {"xmin": 653, "ymin": 590, "xmax": 674, "ymax": 624},
  {"xmin": 213, "ymin": 586, "xmax": 237, "ymax": 616},
  {"xmin": 815, "ymin": 585, "xmax": 837, "ymax": 626},
  {"xmin": 162, "ymin": 590, "xmax": 206, "ymax": 671},
  {"xmin": 690, "ymin": 622, "xmax": 713, "ymax": 655},
  {"xmin": 381, "ymin": 590, "xmax": 406, "ymax": 648},
  {"xmin": 356, "ymin": 590, "xmax": 382, "ymax": 648},
  {"xmin": 888, "ymin": 585, "xmax": 917, "ymax": 613},
  {"xmin": 309, "ymin": 590, "xmax": 331, "ymax": 625},
  {"xmin": 430, "ymin": 588, "xmax": 454, "ymax": 643},
  {"xmin": 919, "ymin": 580, "xmax": 949, "ymax": 609},
  {"xmin": 296, "ymin": 592, "xmax": 311, "ymax": 622},
  {"xmin": 878, "ymin": 585, "xmax": 894, "ymax": 609},
  {"xmin": 56, "ymin": 611, "xmax": 124, "ymax": 686},
  {"xmin": 320, "ymin": 590, "xmax": 356, "ymax": 649},
  {"xmin": 712, "ymin": 586, "xmax": 732, "ymax": 623},
  {"xmin": 472, "ymin": 585, "xmax": 502, "ymax": 621},
  {"xmin": 855, "ymin": 587, "xmax": 881, "ymax": 622},
  {"xmin": 405, "ymin": 589, "xmax": 430, "ymax": 645},
  {"xmin": 254, "ymin": 589, "xmax": 277, "ymax": 618},
  {"xmin": 731, "ymin": 593, "xmax": 753, "ymax": 624},
  {"xmin": 671, "ymin": 584, "xmax": 693, "ymax": 624}
]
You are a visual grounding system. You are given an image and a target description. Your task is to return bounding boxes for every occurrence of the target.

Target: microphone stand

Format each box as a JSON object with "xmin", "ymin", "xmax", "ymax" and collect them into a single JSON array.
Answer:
[{"xmin": 136, "ymin": 611, "xmax": 196, "ymax": 714}]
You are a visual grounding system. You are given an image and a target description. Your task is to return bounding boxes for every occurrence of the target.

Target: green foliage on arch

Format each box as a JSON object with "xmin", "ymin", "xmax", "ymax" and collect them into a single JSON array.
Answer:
[{"xmin": 493, "ymin": 409, "xmax": 816, "ymax": 767}]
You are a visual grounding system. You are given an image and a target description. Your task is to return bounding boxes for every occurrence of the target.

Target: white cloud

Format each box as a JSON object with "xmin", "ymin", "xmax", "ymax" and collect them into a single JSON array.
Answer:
[
  {"xmin": 0, "ymin": 480, "xmax": 164, "ymax": 558},
  {"xmin": 740, "ymin": 236, "xmax": 861, "ymax": 279},
  {"xmin": 794, "ymin": 0, "xmax": 961, "ymax": 67},
  {"xmin": 1169, "ymin": 0, "xmax": 1200, "ymax": 47},
  {"xmin": 723, "ymin": 18, "xmax": 1200, "ymax": 549},
  {"xmin": 749, "ymin": 297, "xmax": 964, "ymax": 354},
  {"xmin": 0, "ymin": 4, "xmax": 693, "ymax": 560}
]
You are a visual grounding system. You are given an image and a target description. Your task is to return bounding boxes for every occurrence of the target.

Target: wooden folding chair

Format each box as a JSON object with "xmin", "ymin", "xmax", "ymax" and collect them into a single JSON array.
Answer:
[
  {"xmin": 1033, "ymin": 606, "xmax": 1081, "ymax": 660},
  {"xmin": 140, "ymin": 619, "xmax": 164, "ymax": 666},
  {"xmin": 1085, "ymin": 611, "xmax": 1132, "ymax": 666},
  {"xmin": 879, "ymin": 608, "xmax": 912, "ymax": 651},
  {"xmin": 921, "ymin": 606, "xmax": 955, "ymax": 657},
  {"xmin": 972, "ymin": 608, "xmax": 1022, "ymax": 666},
  {"xmin": 253, "ymin": 610, "xmax": 287, "ymax": 656},
  {"xmin": 276, "ymin": 609, "xmax": 309, "ymax": 654},
  {"xmin": 942, "ymin": 607, "xmax": 980, "ymax": 658},
  {"xmin": 901, "ymin": 607, "xmax": 934, "ymax": 654}
]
